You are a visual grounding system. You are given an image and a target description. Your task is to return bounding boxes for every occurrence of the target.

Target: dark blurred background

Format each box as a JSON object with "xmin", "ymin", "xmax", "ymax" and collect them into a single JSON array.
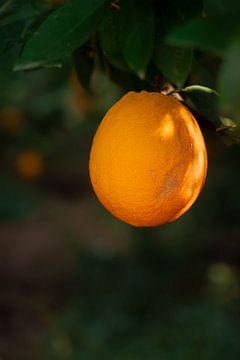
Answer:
[
  {"xmin": 0, "ymin": 61, "xmax": 239, "ymax": 360},
  {"xmin": 0, "ymin": 0, "xmax": 240, "ymax": 359}
]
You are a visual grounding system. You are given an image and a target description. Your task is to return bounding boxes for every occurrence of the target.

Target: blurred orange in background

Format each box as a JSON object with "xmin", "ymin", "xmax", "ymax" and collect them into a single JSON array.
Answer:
[
  {"xmin": 0, "ymin": 107, "xmax": 23, "ymax": 136},
  {"xmin": 15, "ymin": 149, "xmax": 44, "ymax": 181}
]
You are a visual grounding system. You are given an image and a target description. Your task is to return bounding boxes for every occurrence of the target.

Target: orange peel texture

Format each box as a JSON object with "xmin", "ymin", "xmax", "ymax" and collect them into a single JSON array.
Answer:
[{"xmin": 89, "ymin": 91, "xmax": 208, "ymax": 227}]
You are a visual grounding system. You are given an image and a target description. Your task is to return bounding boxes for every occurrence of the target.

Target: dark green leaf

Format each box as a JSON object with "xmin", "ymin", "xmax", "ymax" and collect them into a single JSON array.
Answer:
[
  {"xmin": 98, "ymin": 8, "xmax": 129, "ymax": 71},
  {"xmin": 218, "ymin": 39, "xmax": 240, "ymax": 121},
  {"xmin": 180, "ymin": 85, "xmax": 222, "ymax": 127},
  {"xmin": 167, "ymin": 17, "xmax": 233, "ymax": 57},
  {"xmin": 189, "ymin": 59, "xmax": 220, "ymax": 89},
  {"xmin": 118, "ymin": 0, "xmax": 154, "ymax": 78},
  {"xmin": 15, "ymin": 0, "xmax": 109, "ymax": 70},
  {"xmin": 0, "ymin": 21, "xmax": 24, "ymax": 55},
  {"xmin": 155, "ymin": 0, "xmax": 203, "ymax": 37},
  {"xmin": 204, "ymin": 0, "xmax": 240, "ymax": 21},
  {"xmin": 109, "ymin": 65, "xmax": 144, "ymax": 92},
  {"xmin": 154, "ymin": 43, "xmax": 193, "ymax": 86},
  {"xmin": 0, "ymin": 0, "xmax": 44, "ymax": 26},
  {"xmin": 73, "ymin": 45, "xmax": 95, "ymax": 93}
]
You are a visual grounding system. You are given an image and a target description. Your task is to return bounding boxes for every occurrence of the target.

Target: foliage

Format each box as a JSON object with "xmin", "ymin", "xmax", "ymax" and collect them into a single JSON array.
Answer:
[{"xmin": 0, "ymin": 0, "xmax": 239, "ymax": 141}]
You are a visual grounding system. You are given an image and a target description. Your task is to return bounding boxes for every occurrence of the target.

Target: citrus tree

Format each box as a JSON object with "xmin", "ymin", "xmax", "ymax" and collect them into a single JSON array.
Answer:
[
  {"xmin": 1, "ymin": 0, "xmax": 240, "ymax": 143},
  {"xmin": 1, "ymin": 2, "xmax": 240, "ymax": 358}
]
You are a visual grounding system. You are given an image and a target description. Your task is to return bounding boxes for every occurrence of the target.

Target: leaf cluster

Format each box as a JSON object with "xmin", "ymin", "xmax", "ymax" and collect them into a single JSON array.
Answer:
[{"xmin": 0, "ymin": 0, "xmax": 240, "ymax": 139}]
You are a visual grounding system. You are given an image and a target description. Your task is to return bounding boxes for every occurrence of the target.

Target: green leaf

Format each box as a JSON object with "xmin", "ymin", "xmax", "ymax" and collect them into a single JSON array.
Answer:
[
  {"xmin": 118, "ymin": 0, "xmax": 154, "ymax": 78},
  {"xmin": 109, "ymin": 65, "xmax": 144, "ymax": 92},
  {"xmin": 155, "ymin": 0, "xmax": 203, "ymax": 37},
  {"xmin": 218, "ymin": 38, "xmax": 240, "ymax": 121},
  {"xmin": 0, "ymin": 20, "xmax": 24, "ymax": 96},
  {"xmin": 154, "ymin": 43, "xmax": 193, "ymax": 86},
  {"xmin": 0, "ymin": 21, "xmax": 24, "ymax": 55},
  {"xmin": 0, "ymin": 0, "xmax": 44, "ymax": 26},
  {"xmin": 204, "ymin": 0, "xmax": 240, "ymax": 21},
  {"xmin": 98, "ymin": 7, "xmax": 129, "ymax": 71},
  {"xmin": 180, "ymin": 85, "xmax": 222, "ymax": 127},
  {"xmin": 73, "ymin": 44, "xmax": 95, "ymax": 93},
  {"xmin": 15, "ymin": 0, "xmax": 109, "ymax": 70},
  {"xmin": 167, "ymin": 17, "xmax": 233, "ymax": 57}
]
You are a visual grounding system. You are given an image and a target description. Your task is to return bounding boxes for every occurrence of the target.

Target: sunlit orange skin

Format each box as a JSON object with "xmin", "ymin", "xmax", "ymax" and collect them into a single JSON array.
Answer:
[
  {"xmin": 89, "ymin": 91, "xmax": 208, "ymax": 227},
  {"xmin": 16, "ymin": 150, "xmax": 44, "ymax": 180}
]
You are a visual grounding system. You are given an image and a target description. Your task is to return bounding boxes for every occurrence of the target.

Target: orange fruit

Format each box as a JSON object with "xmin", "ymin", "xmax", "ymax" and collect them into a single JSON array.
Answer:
[
  {"xmin": 16, "ymin": 150, "xmax": 44, "ymax": 180},
  {"xmin": 89, "ymin": 91, "xmax": 208, "ymax": 227}
]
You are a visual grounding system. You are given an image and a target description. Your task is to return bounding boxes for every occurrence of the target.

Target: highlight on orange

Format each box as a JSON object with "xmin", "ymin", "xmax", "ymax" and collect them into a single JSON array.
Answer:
[
  {"xmin": 15, "ymin": 149, "xmax": 44, "ymax": 180},
  {"xmin": 89, "ymin": 91, "xmax": 208, "ymax": 227}
]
